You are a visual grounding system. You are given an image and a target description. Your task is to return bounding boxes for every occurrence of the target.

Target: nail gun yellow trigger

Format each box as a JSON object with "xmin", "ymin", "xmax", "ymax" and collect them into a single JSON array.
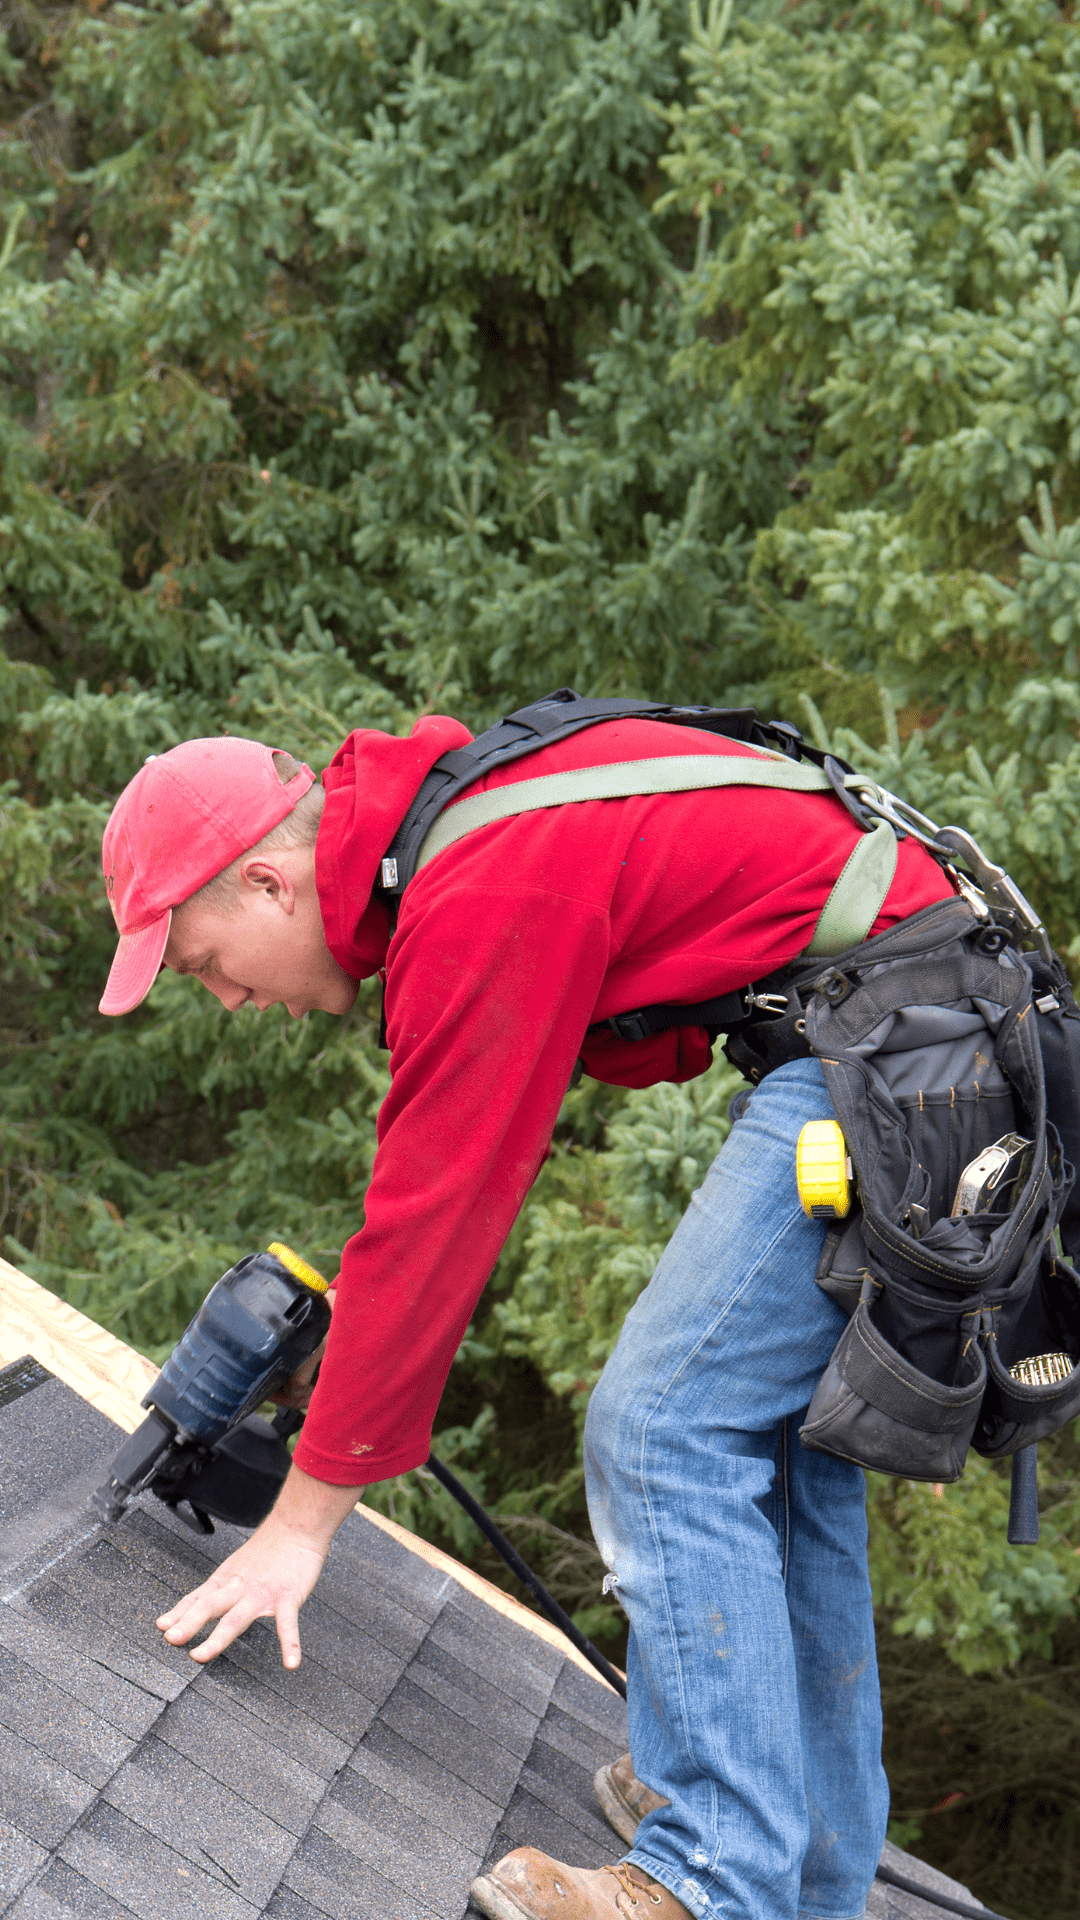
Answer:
[
  {"xmin": 796, "ymin": 1120, "xmax": 852, "ymax": 1220},
  {"xmin": 267, "ymin": 1242, "xmax": 330, "ymax": 1293}
]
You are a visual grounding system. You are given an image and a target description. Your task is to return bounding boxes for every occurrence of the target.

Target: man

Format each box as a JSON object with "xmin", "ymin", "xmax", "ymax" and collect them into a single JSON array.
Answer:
[{"xmin": 99, "ymin": 714, "xmax": 952, "ymax": 1920}]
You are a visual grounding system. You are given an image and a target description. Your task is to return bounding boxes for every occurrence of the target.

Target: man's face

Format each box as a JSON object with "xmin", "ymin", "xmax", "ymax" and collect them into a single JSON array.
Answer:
[{"xmin": 162, "ymin": 847, "xmax": 359, "ymax": 1018}]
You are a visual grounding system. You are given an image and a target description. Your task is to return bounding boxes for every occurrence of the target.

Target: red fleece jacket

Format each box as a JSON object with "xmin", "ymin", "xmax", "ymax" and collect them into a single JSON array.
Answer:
[{"xmin": 294, "ymin": 716, "xmax": 952, "ymax": 1485}]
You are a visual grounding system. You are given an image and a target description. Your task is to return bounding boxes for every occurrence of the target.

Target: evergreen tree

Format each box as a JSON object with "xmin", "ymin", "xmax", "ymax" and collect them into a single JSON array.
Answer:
[{"xmin": 5, "ymin": 1, "xmax": 1080, "ymax": 1907}]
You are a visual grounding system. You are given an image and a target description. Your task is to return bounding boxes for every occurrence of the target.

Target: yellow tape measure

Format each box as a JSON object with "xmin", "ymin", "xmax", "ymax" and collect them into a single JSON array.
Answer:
[
  {"xmin": 796, "ymin": 1120, "xmax": 852, "ymax": 1220},
  {"xmin": 267, "ymin": 1242, "xmax": 330, "ymax": 1294}
]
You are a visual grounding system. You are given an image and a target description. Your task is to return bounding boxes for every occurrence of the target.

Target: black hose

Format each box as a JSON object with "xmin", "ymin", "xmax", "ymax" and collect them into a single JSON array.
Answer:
[
  {"xmin": 425, "ymin": 1454, "xmax": 627, "ymax": 1698},
  {"xmin": 875, "ymin": 1858, "xmax": 1009, "ymax": 1920}
]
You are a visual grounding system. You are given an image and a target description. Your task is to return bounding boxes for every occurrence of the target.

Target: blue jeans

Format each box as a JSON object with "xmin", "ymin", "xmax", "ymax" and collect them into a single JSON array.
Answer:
[{"xmin": 584, "ymin": 1059, "xmax": 889, "ymax": 1920}]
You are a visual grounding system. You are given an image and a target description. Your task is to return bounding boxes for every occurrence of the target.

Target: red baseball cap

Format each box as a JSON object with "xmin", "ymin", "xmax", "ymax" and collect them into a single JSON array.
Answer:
[{"xmin": 100, "ymin": 737, "xmax": 316, "ymax": 1016}]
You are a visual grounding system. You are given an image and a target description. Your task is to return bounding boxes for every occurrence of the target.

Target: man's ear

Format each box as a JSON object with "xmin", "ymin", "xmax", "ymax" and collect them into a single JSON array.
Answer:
[{"xmin": 238, "ymin": 858, "xmax": 296, "ymax": 913}]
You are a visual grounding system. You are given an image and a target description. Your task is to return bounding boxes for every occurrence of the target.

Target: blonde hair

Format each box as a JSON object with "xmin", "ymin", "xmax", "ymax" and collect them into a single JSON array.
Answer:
[{"xmin": 177, "ymin": 751, "xmax": 324, "ymax": 915}]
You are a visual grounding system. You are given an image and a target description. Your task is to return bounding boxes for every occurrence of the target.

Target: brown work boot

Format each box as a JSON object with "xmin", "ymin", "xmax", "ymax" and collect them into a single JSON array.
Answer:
[
  {"xmin": 470, "ymin": 1850, "xmax": 690, "ymax": 1920},
  {"xmin": 593, "ymin": 1752, "xmax": 670, "ymax": 1848}
]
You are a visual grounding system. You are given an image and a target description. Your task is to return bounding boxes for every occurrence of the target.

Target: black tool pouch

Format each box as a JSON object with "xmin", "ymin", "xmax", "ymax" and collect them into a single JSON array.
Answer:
[
  {"xmin": 803, "ymin": 1285, "xmax": 986, "ymax": 1481},
  {"xmin": 787, "ymin": 898, "xmax": 1080, "ymax": 1481}
]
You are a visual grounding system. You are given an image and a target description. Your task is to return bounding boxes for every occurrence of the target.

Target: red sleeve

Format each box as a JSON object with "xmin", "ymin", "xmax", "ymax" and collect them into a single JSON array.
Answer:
[{"xmin": 291, "ymin": 882, "xmax": 612, "ymax": 1485}]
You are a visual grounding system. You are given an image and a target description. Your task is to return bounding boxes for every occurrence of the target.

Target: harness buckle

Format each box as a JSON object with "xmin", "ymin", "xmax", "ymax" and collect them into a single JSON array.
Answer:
[
  {"xmin": 607, "ymin": 1011, "xmax": 654, "ymax": 1043},
  {"xmin": 824, "ymin": 757, "xmax": 878, "ymax": 833}
]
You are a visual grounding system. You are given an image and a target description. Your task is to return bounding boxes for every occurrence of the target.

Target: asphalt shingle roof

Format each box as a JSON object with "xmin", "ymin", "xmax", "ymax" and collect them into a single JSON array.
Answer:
[
  {"xmin": 0, "ymin": 1358, "xmax": 630, "ymax": 1920},
  {"xmin": 0, "ymin": 1351, "xmax": 992, "ymax": 1920}
]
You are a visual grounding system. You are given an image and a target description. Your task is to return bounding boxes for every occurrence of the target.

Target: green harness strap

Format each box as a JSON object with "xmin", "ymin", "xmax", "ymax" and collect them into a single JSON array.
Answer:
[{"xmin": 414, "ymin": 752, "xmax": 899, "ymax": 957}]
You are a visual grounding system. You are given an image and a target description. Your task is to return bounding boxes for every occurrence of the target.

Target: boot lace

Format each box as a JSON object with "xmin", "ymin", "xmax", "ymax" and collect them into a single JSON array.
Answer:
[{"xmin": 603, "ymin": 1865, "xmax": 664, "ymax": 1915}]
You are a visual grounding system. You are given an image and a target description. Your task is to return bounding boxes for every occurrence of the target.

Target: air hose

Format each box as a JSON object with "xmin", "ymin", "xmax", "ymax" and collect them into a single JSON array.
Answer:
[
  {"xmin": 425, "ymin": 1454, "xmax": 627, "ymax": 1696},
  {"xmin": 427, "ymin": 1455, "xmax": 1012, "ymax": 1920}
]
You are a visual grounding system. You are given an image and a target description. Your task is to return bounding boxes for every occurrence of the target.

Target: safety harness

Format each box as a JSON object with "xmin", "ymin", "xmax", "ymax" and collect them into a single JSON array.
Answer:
[
  {"xmin": 376, "ymin": 689, "xmax": 1080, "ymax": 1527},
  {"xmin": 378, "ymin": 689, "xmax": 899, "ymax": 1038}
]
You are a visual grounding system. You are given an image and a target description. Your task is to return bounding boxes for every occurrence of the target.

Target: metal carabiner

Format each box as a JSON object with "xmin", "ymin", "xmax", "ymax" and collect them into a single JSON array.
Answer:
[
  {"xmin": 744, "ymin": 989, "xmax": 789, "ymax": 1015},
  {"xmin": 932, "ymin": 827, "xmax": 1053, "ymax": 960},
  {"xmin": 829, "ymin": 779, "xmax": 1053, "ymax": 960}
]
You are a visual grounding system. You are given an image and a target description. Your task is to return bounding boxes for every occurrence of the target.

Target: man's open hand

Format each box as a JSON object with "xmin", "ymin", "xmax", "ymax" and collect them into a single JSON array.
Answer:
[{"xmin": 156, "ymin": 1464, "xmax": 360, "ymax": 1668}]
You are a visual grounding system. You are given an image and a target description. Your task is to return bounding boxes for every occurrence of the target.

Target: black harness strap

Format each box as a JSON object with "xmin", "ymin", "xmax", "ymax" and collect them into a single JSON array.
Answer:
[
  {"xmin": 589, "ymin": 990, "xmax": 751, "ymax": 1045},
  {"xmin": 374, "ymin": 687, "xmax": 844, "ymax": 1049},
  {"xmin": 377, "ymin": 688, "xmax": 835, "ymax": 926}
]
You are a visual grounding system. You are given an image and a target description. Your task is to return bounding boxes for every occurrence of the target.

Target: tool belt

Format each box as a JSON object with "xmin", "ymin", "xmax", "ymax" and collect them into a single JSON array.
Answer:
[{"xmin": 728, "ymin": 897, "xmax": 1080, "ymax": 1482}]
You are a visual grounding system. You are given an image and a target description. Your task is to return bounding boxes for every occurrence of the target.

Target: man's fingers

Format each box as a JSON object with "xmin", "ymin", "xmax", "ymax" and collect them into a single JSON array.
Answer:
[
  {"xmin": 272, "ymin": 1326, "xmax": 331, "ymax": 1408},
  {"xmin": 157, "ymin": 1574, "xmax": 242, "ymax": 1645},
  {"xmin": 270, "ymin": 1380, "xmax": 314, "ymax": 1410},
  {"xmin": 157, "ymin": 1576, "xmax": 272, "ymax": 1663},
  {"xmin": 156, "ymin": 1565, "xmax": 311, "ymax": 1668},
  {"xmin": 271, "ymin": 1296, "xmax": 335, "ymax": 1411},
  {"xmin": 152, "ymin": 1471, "xmax": 351, "ymax": 1674},
  {"xmin": 185, "ymin": 1598, "xmax": 264, "ymax": 1665},
  {"xmin": 275, "ymin": 1595, "xmax": 302, "ymax": 1671}
]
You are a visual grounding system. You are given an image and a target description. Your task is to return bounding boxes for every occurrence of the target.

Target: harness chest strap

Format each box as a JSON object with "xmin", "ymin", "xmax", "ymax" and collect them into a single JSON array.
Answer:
[{"xmin": 413, "ymin": 752, "xmax": 900, "ymax": 960}]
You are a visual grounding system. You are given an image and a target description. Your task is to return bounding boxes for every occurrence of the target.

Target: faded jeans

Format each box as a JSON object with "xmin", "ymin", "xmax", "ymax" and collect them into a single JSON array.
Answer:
[{"xmin": 584, "ymin": 1058, "xmax": 889, "ymax": 1920}]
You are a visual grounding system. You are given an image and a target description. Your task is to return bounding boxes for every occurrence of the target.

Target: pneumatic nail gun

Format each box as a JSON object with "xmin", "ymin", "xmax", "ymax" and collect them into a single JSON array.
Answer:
[{"xmin": 91, "ymin": 1243, "xmax": 332, "ymax": 1534}]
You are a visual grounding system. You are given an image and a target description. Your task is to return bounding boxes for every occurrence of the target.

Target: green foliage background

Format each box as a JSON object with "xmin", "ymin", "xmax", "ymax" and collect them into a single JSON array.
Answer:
[{"xmin": 5, "ymin": 0, "xmax": 1080, "ymax": 1908}]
